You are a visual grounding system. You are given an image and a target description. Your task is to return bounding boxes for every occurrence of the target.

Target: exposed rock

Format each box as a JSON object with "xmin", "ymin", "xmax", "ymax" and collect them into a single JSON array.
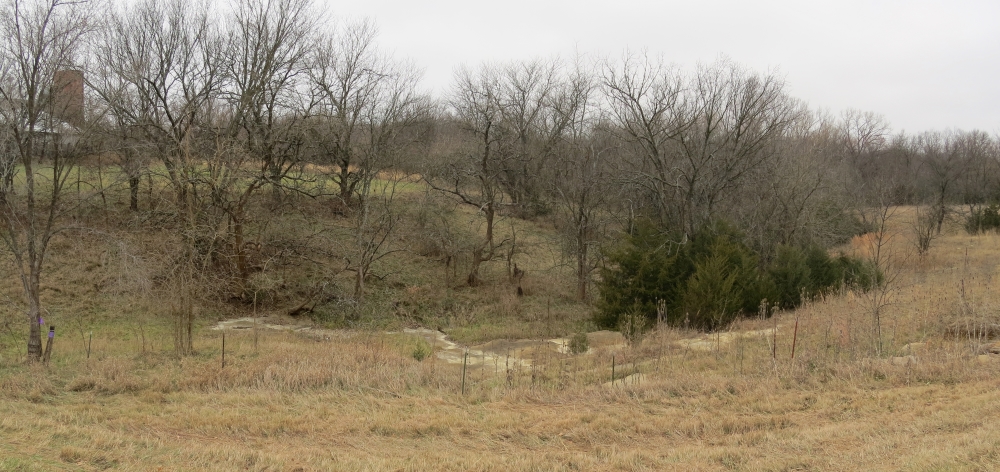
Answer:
[
  {"xmin": 674, "ymin": 327, "xmax": 779, "ymax": 352},
  {"xmin": 402, "ymin": 327, "xmax": 565, "ymax": 368},
  {"xmin": 211, "ymin": 317, "xmax": 350, "ymax": 341}
]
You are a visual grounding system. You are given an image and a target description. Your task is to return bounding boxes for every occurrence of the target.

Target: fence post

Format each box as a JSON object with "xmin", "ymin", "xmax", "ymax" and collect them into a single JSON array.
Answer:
[
  {"xmin": 43, "ymin": 326, "xmax": 55, "ymax": 364},
  {"xmin": 772, "ymin": 313, "xmax": 778, "ymax": 360},
  {"xmin": 791, "ymin": 315, "xmax": 800, "ymax": 360},
  {"xmin": 221, "ymin": 331, "xmax": 226, "ymax": 369},
  {"xmin": 461, "ymin": 351, "xmax": 468, "ymax": 395}
]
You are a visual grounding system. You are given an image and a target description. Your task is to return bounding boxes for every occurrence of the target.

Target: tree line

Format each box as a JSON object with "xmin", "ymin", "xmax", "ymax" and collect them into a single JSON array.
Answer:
[{"xmin": 2, "ymin": 0, "xmax": 999, "ymax": 360}]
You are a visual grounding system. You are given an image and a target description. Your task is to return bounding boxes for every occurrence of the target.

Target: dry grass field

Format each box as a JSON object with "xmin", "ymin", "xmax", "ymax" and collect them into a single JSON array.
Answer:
[{"xmin": 3, "ymin": 206, "xmax": 1000, "ymax": 471}]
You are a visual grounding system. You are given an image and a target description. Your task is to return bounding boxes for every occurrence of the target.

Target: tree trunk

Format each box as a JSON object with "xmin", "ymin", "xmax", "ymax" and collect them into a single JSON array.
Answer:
[
  {"xmin": 576, "ymin": 208, "xmax": 589, "ymax": 301},
  {"xmin": 354, "ymin": 265, "xmax": 365, "ymax": 302},
  {"xmin": 467, "ymin": 202, "xmax": 495, "ymax": 286},
  {"xmin": 935, "ymin": 191, "xmax": 946, "ymax": 235},
  {"xmin": 338, "ymin": 158, "xmax": 353, "ymax": 202},
  {"xmin": 26, "ymin": 272, "xmax": 43, "ymax": 362},
  {"xmin": 467, "ymin": 247, "xmax": 484, "ymax": 286},
  {"xmin": 129, "ymin": 175, "xmax": 140, "ymax": 212},
  {"xmin": 269, "ymin": 164, "xmax": 284, "ymax": 206}
]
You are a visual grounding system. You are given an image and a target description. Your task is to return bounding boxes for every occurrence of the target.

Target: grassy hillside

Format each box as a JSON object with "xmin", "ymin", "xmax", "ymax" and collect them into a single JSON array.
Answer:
[
  {"xmin": 0, "ymin": 164, "xmax": 596, "ymax": 356},
  {"xmin": 2, "ymin": 168, "xmax": 1000, "ymax": 470}
]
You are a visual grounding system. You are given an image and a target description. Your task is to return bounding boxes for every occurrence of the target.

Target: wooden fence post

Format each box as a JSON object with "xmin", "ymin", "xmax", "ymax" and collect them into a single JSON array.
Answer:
[
  {"xmin": 461, "ymin": 351, "xmax": 468, "ymax": 395},
  {"xmin": 222, "ymin": 331, "xmax": 226, "ymax": 369},
  {"xmin": 43, "ymin": 326, "xmax": 55, "ymax": 364}
]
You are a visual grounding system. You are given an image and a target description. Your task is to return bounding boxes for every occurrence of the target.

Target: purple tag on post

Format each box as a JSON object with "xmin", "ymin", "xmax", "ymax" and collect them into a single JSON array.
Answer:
[
  {"xmin": 48, "ymin": 330, "xmax": 54, "ymax": 339},
  {"xmin": 39, "ymin": 317, "xmax": 43, "ymax": 325}
]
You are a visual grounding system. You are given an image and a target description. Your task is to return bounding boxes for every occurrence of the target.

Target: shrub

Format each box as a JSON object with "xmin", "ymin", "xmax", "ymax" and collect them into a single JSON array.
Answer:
[
  {"xmin": 768, "ymin": 245, "xmax": 811, "ymax": 309},
  {"xmin": 965, "ymin": 204, "xmax": 1000, "ymax": 234},
  {"xmin": 411, "ymin": 338, "xmax": 432, "ymax": 362},
  {"xmin": 568, "ymin": 332, "xmax": 589, "ymax": 354},
  {"xmin": 682, "ymin": 239, "xmax": 765, "ymax": 329},
  {"xmin": 913, "ymin": 206, "xmax": 938, "ymax": 255},
  {"xmin": 595, "ymin": 220, "xmax": 690, "ymax": 329},
  {"xmin": 597, "ymin": 220, "xmax": 768, "ymax": 331},
  {"xmin": 837, "ymin": 254, "xmax": 882, "ymax": 291},
  {"xmin": 767, "ymin": 244, "xmax": 877, "ymax": 306},
  {"xmin": 597, "ymin": 219, "xmax": 881, "ymax": 332},
  {"xmin": 804, "ymin": 245, "xmax": 842, "ymax": 294}
]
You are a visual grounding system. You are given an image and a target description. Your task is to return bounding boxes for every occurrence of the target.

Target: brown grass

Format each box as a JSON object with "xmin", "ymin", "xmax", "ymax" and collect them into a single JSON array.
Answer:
[{"xmin": 5, "ymin": 206, "xmax": 1000, "ymax": 470}]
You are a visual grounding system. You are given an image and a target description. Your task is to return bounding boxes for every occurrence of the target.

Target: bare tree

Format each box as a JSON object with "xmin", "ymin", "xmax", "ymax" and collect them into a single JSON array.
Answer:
[
  {"xmin": 306, "ymin": 19, "xmax": 383, "ymax": 203},
  {"xmin": 840, "ymin": 109, "xmax": 890, "ymax": 162},
  {"xmin": 675, "ymin": 59, "xmax": 799, "ymax": 234},
  {"xmin": 913, "ymin": 131, "xmax": 971, "ymax": 234},
  {"xmin": 601, "ymin": 53, "xmax": 685, "ymax": 229},
  {"xmin": 548, "ymin": 63, "xmax": 618, "ymax": 300},
  {"xmin": 224, "ymin": 0, "xmax": 315, "ymax": 184},
  {"xmin": 955, "ymin": 130, "xmax": 1000, "ymax": 210},
  {"xmin": 306, "ymin": 18, "xmax": 428, "ymax": 298},
  {"xmin": 493, "ymin": 59, "xmax": 560, "ymax": 217},
  {"xmin": 348, "ymin": 63, "xmax": 427, "ymax": 301},
  {"xmin": 838, "ymin": 108, "xmax": 890, "ymax": 191},
  {"xmin": 857, "ymin": 185, "xmax": 900, "ymax": 357},
  {"xmin": 84, "ymin": 75, "xmax": 148, "ymax": 211},
  {"xmin": 211, "ymin": 0, "xmax": 316, "ymax": 284},
  {"xmin": 912, "ymin": 204, "xmax": 937, "ymax": 256},
  {"xmin": 604, "ymin": 56, "xmax": 797, "ymax": 235},
  {"xmin": 91, "ymin": 0, "xmax": 223, "ymax": 354},
  {"xmin": 737, "ymin": 106, "xmax": 857, "ymax": 254},
  {"xmin": 92, "ymin": 0, "xmax": 222, "ymax": 207},
  {"xmin": 0, "ymin": 0, "xmax": 94, "ymax": 362},
  {"xmin": 350, "ymin": 176, "xmax": 401, "ymax": 302},
  {"xmin": 425, "ymin": 64, "xmax": 509, "ymax": 286}
]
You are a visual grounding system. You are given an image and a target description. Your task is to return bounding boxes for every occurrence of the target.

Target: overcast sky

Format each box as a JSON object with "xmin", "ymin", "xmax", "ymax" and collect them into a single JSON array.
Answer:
[{"xmin": 324, "ymin": 0, "xmax": 999, "ymax": 135}]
